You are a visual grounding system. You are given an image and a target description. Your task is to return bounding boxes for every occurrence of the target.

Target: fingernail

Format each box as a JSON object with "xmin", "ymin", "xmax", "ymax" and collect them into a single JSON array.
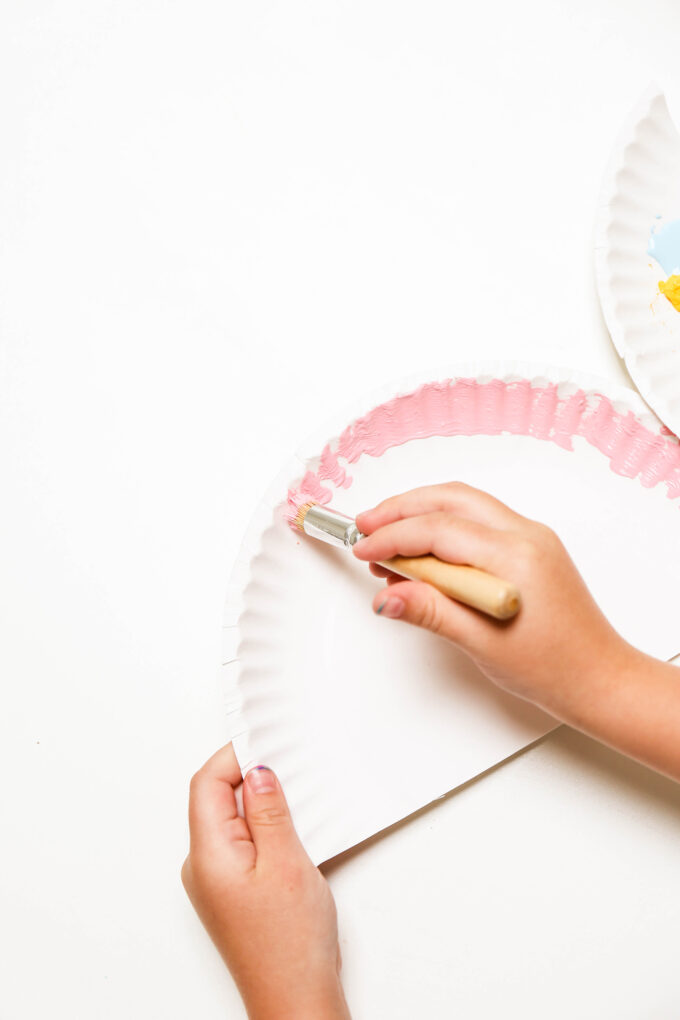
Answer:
[
  {"xmin": 246, "ymin": 766, "xmax": 276, "ymax": 794},
  {"xmin": 375, "ymin": 596, "xmax": 404, "ymax": 618}
]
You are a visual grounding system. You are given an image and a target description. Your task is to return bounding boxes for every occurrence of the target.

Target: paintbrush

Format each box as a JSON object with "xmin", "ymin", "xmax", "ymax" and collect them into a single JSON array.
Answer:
[{"xmin": 291, "ymin": 502, "xmax": 520, "ymax": 621}]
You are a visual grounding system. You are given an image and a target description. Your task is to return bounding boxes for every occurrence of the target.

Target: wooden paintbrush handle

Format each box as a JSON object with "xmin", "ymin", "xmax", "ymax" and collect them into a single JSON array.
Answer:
[{"xmin": 378, "ymin": 555, "xmax": 520, "ymax": 621}]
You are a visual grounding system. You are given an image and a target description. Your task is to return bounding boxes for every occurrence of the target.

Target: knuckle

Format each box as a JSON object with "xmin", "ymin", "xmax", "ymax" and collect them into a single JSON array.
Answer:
[
  {"xmin": 516, "ymin": 534, "xmax": 541, "ymax": 562},
  {"xmin": 432, "ymin": 509, "xmax": 456, "ymax": 528},
  {"xmin": 252, "ymin": 804, "xmax": 288, "ymax": 827},
  {"xmin": 420, "ymin": 594, "xmax": 445, "ymax": 635},
  {"xmin": 527, "ymin": 521, "xmax": 561, "ymax": 551},
  {"xmin": 188, "ymin": 770, "xmax": 205, "ymax": 800},
  {"xmin": 539, "ymin": 522, "xmax": 561, "ymax": 547},
  {"xmin": 444, "ymin": 481, "xmax": 475, "ymax": 505}
]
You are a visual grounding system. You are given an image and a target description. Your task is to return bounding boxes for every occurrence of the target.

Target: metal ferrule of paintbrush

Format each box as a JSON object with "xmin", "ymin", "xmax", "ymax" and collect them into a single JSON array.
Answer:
[
  {"xmin": 294, "ymin": 503, "xmax": 365, "ymax": 549},
  {"xmin": 291, "ymin": 500, "xmax": 521, "ymax": 620}
]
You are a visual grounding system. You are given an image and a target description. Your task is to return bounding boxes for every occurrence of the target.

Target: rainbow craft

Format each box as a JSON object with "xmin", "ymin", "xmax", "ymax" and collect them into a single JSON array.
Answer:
[{"xmin": 224, "ymin": 364, "xmax": 680, "ymax": 865}]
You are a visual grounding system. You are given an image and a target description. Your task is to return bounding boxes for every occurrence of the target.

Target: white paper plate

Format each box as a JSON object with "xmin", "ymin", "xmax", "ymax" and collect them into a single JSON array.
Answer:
[
  {"xmin": 222, "ymin": 361, "xmax": 680, "ymax": 865},
  {"xmin": 595, "ymin": 86, "xmax": 680, "ymax": 435}
]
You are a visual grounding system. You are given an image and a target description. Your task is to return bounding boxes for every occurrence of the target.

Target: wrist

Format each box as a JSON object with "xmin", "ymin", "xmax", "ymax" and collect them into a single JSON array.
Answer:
[
  {"xmin": 543, "ymin": 635, "xmax": 680, "ymax": 781},
  {"xmin": 248, "ymin": 973, "xmax": 350, "ymax": 1020},
  {"xmin": 531, "ymin": 628, "xmax": 636, "ymax": 730},
  {"xmin": 557, "ymin": 634, "xmax": 638, "ymax": 731}
]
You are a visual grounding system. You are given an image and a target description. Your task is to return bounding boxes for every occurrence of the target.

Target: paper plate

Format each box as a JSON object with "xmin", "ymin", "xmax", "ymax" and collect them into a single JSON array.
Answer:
[
  {"xmin": 222, "ymin": 361, "xmax": 680, "ymax": 865},
  {"xmin": 595, "ymin": 87, "xmax": 680, "ymax": 435}
]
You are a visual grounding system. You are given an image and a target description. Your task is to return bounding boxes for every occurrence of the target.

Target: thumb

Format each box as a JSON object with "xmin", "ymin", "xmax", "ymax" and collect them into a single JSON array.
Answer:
[
  {"xmin": 372, "ymin": 579, "xmax": 488, "ymax": 649},
  {"xmin": 243, "ymin": 765, "xmax": 306, "ymax": 863}
]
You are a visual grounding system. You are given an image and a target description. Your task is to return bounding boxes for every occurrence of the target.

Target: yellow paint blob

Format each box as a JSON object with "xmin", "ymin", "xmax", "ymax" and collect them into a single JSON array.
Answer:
[{"xmin": 659, "ymin": 274, "xmax": 680, "ymax": 312}]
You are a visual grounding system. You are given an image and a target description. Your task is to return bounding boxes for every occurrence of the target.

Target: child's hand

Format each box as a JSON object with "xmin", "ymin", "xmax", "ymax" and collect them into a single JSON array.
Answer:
[
  {"xmin": 352, "ymin": 481, "xmax": 631, "ymax": 724},
  {"xmin": 182, "ymin": 744, "xmax": 350, "ymax": 1020}
]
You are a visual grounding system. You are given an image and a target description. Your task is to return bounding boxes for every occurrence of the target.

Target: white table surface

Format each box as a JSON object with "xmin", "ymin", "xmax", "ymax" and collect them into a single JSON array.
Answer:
[{"xmin": 2, "ymin": 2, "xmax": 680, "ymax": 1017}]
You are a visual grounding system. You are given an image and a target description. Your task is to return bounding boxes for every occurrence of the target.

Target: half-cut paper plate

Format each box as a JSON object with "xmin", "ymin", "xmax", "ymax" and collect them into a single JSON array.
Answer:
[
  {"xmin": 595, "ymin": 87, "xmax": 680, "ymax": 436},
  {"xmin": 223, "ymin": 362, "xmax": 680, "ymax": 865}
]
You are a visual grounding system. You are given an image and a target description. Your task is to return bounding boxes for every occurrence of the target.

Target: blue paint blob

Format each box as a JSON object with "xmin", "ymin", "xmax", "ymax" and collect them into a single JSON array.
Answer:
[{"xmin": 648, "ymin": 218, "xmax": 680, "ymax": 275}]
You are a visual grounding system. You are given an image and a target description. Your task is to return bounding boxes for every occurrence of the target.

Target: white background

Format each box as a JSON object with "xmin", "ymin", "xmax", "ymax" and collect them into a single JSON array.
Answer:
[{"xmin": 1, "ymin": 2, "xmax": 680, "ymax": 1017}]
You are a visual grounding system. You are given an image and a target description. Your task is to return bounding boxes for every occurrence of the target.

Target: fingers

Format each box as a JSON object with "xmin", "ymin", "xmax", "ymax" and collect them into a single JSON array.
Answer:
[
  {"xmin": 185, "ymin": 747, "xmax": 308, "ymax": 894},
  {"xmin": 372, "ymin": 578, "xmax": 492, "ymax": 648},
  {"xmin": 188, "ymin": 743, "xmax": 253, "ymax": 858},
  {"xmin": 356, "ymin": 482, "xmax": 527, "ymax": 535},
  {"xmin": 243, "ymin": 766, "xmax": 307, "ymax": 867},
  {"xmin": 369, "ymin": 562, "xmax": 401, "ymax": 580},
  {"xmin": 353, "ymin": 511, "xmax": 506, "ymax": 574}
]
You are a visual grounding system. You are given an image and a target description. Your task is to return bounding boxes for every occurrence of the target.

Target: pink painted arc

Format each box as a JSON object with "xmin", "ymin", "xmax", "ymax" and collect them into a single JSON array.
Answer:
[{"xmin": 285, "ymin": 378, "xmax": 680, "ymax": 521}]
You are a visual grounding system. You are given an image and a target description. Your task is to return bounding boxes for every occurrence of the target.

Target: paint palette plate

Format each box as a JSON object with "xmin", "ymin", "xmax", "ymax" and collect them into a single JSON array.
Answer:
[
  {"xmin": 595, "ymin": 87, "xmax": 680, "ymax": 436},
  {"xmin": 222, "ymin": 362, "xmax": 680, "ymax": 865}
]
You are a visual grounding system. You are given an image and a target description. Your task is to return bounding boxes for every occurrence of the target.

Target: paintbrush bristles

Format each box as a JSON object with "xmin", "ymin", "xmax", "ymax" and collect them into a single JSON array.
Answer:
[{"xmin": 292, "ymin": 500, "xmax": 317, "ymax": 531}]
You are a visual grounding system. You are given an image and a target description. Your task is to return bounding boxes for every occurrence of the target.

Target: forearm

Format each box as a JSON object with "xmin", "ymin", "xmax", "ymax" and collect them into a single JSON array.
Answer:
[{"xmin": 555, "ymin": 643, "xmax": 680, "ymax": 782}]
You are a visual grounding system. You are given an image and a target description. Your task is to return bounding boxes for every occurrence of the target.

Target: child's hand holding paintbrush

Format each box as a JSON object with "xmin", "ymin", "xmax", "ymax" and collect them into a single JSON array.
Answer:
[
  {"xmin": 183, "ymin": 482, "xmax": 680, "ymax": 1018},
  {"xmin": 352, "ymin": 482, "xmax": 680, "ymax": 782}
]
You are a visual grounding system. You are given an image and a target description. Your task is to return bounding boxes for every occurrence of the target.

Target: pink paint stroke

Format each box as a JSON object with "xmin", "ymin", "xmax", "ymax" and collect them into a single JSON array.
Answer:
[{"xmin": 286, "ymin": 378, "xmax": 680, "ymax": 519}]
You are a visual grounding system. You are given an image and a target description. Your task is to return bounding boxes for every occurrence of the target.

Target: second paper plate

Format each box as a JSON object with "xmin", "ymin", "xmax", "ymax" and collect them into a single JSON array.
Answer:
[{"xmin": 595, "ymin": 88, "xmax": 680, "ymax": 435}]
